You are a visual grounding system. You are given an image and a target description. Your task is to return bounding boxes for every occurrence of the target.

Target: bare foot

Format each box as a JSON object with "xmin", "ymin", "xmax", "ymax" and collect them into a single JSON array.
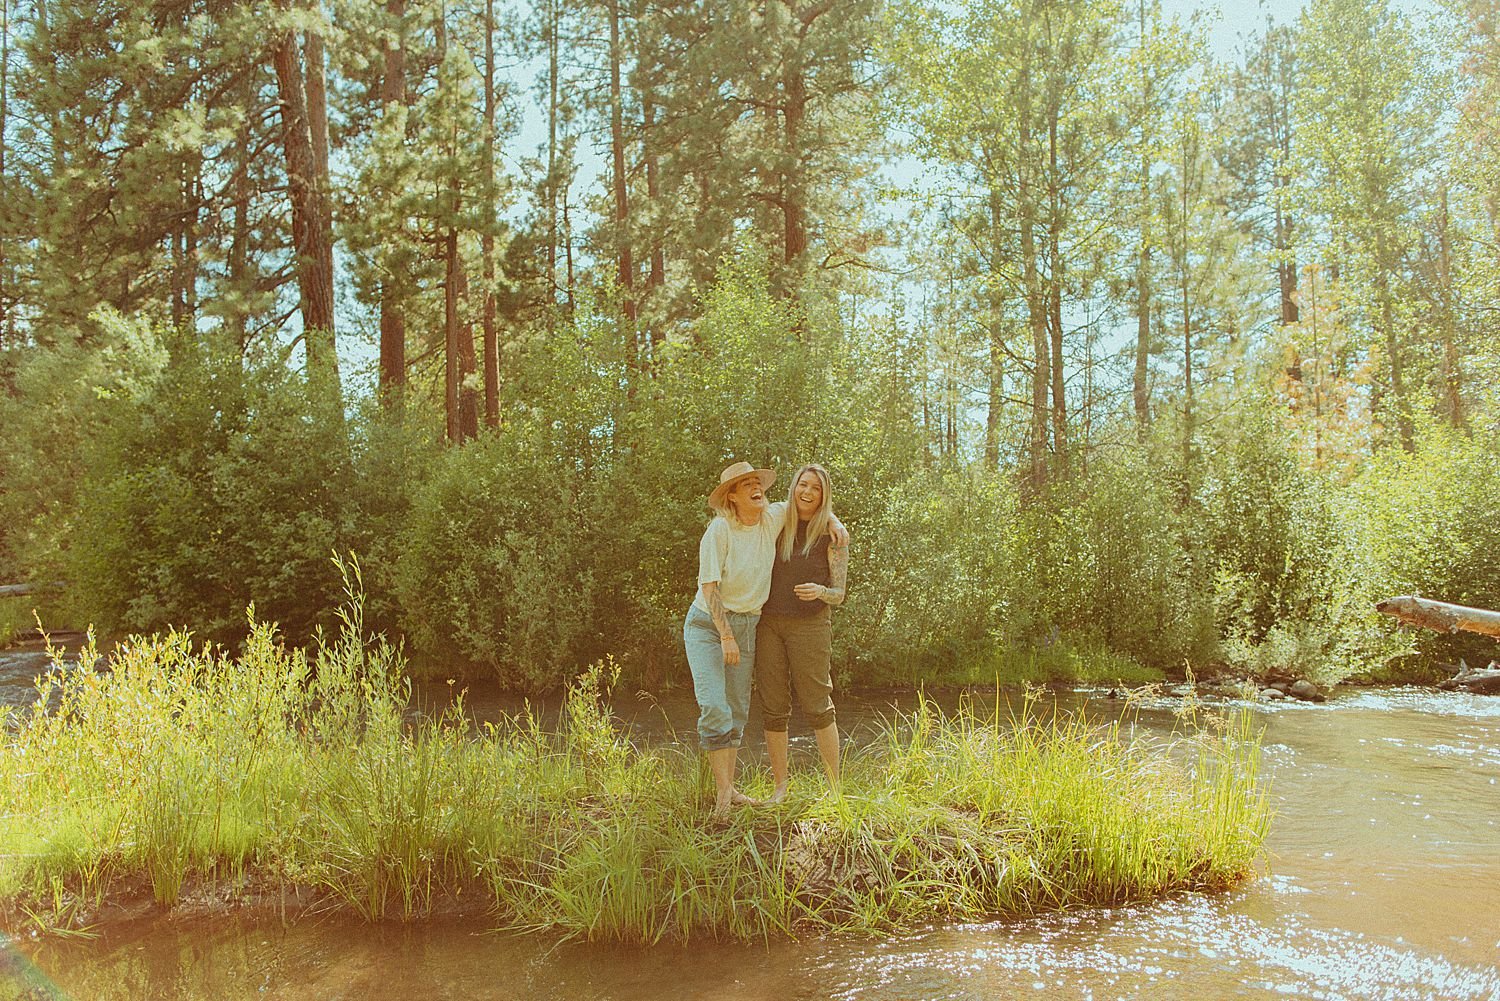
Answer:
[
  {"xmin": 730, "ymin": 789, "xmax": 761, "ymax": 807},
  {"xmin": 767, "ymin": 783, "xmax": 788, "ymax": 804},
  {"xmin": 711, "ymin": 794, "xmax": 732, "ymax": 821}
]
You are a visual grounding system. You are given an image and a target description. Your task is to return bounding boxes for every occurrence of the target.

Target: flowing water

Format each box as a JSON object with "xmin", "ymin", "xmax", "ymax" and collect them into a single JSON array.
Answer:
[{"xmin": 2, "ymin": 643, "xmax": 1498, "ymax": 1000}]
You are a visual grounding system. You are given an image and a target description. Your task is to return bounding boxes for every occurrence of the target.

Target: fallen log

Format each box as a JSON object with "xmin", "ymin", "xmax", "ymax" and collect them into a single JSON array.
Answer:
[
  {"xmin": 1437, "ymin": 659, "xmax": 1500, "ymax": 695},
  {"xmin": 1373, "ymin": 595, "xmax": 1500, "ymax": 639},
  {"xmin": 0, "ymin": 582, "xmax": 64, "ymax": 598}
]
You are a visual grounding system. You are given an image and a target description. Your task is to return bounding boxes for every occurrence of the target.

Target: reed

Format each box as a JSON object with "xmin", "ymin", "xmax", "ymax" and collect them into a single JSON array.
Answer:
[{"xmin": 0, "ymin": 583, "xmax": 1271, "ymax": 942}]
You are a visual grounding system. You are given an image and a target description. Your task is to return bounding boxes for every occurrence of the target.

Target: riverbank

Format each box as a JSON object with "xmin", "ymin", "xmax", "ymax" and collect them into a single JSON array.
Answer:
[{"xmin": 0, "ymin": 610, "xmax": 1270, "ymax": 943}]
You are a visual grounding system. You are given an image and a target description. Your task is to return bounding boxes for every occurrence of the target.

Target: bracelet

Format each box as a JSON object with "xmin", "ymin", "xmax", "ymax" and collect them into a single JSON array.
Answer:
[{"xmin": 719, "ymin": 633, "xmax": 734, "ymax": 642}]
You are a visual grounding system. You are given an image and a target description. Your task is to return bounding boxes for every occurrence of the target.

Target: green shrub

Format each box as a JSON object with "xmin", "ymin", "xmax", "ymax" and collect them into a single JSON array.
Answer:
[
  {"xmin": 842, "ymin": 469, "xmax": 1018, "ymax": 683},
  {"xmin": 393, "ymin": 424, "xmax": 600, "ymax": 688},
  {"xmin": 1337, "ymin": 421, "xmax": 1500, "ymax": 677},
  {"xmin": 64, "ymin": 331, "xmax": 357, "ymax": 643}
]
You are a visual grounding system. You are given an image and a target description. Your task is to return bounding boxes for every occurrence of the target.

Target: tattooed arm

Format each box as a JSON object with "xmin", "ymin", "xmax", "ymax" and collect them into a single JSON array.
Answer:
[
  {"xmin": 794, "ymin": 536, "xmax": 849, "ymax": 606},
  {"xmin": 821, "ymin": 537, "xmax": 848, "ymax": 606},
  {"xmin": 700, "ymin": 581, "xmax": 741, "ymax": 665}
]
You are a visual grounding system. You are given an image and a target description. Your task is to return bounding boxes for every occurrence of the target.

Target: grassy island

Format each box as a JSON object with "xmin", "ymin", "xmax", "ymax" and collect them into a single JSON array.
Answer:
[{"xmin": 0, "ymin": 602, "xmax": 1270, "ymax": 944}]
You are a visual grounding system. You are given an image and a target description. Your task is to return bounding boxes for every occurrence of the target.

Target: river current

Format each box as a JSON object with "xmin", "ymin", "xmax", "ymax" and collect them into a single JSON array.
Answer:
[{"xmin": 1, "ymin": 644, "xmax": 1498, "ymax": 1000}]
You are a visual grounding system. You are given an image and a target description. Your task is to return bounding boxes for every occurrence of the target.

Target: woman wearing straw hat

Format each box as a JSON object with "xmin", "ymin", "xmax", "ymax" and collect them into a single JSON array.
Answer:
[{"xmin": 686, "ymin": 461, "xmax": 783, "ymax": 819}]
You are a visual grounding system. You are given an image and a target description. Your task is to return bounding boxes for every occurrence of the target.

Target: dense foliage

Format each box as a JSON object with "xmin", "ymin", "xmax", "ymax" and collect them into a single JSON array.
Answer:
[{"xmin": 1, "ymin": 0, "xmax": 1497, "ymax": 688}]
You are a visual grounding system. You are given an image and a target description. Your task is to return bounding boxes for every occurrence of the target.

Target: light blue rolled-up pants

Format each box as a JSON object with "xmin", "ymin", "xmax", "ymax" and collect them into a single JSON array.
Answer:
[{"xmin": 683, "ymin": 604, "xmax": 758, "ymax": 750}]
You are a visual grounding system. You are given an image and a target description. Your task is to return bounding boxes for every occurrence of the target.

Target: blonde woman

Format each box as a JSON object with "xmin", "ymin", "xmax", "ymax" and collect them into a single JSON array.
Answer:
[{"xmin": 755, "ymin": 463, "xmax": 848, "ymax": 800}]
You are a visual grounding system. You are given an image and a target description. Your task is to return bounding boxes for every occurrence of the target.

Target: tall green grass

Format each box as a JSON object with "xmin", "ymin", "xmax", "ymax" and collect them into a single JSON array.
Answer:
[{"xmin": 0, "ymin": 573, "xmax": 1270, "ymax": 942}]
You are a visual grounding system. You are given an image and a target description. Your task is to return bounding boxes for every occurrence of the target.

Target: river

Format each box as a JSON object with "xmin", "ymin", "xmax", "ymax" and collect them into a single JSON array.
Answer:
[{"xmin": 1, "ymin": 644, "xmax": 1498, "ymax": 1000}]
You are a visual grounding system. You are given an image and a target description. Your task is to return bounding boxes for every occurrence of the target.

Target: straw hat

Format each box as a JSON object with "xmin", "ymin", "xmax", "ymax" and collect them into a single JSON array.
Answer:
[{"xmin": 708, "ymin": 460, "xmax": 776, "ymax": 509}]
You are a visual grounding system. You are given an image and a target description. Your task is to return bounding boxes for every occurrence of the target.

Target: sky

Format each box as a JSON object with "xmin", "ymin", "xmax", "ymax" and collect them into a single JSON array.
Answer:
[{"xmin": 1178, "ymin": 0, "xmax": 1305, "ymax": 58}]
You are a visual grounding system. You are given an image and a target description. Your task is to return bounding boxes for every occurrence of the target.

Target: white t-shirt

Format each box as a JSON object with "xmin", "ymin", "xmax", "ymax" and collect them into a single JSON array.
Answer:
[{"xmin": 694, "ymin": 502, "xmax": 787, "ymax": 615}]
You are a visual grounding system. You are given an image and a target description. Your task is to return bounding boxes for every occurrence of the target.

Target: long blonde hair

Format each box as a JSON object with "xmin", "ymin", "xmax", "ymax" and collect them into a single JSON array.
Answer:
[{"xmin": 779, "ymin": 464, "xmax": 833, "ymax": 561}]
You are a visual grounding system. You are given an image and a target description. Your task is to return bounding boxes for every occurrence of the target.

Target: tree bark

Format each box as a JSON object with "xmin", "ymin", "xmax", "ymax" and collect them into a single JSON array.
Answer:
[
  {"xmin": 438, "ymin": 7, "xmax": 477, "ymax": 443},
  {"xmin": 1045, "ymin": 105, "xmax": 1067, "ymax": 477},
  {"xmin": 272, "ymin": 3, "xmax": 338, "ymax": 396},
  {"xmin": 1180, "ymin": 137, "xmax": 1193, "ymax": 492},
  {"xmin": 455, "ymin": 261, "xmax": 480, "ymax": 439},
  {"xmin": 643, "ymin": 90, "xmax": 665, "ymax": 355},
  {"xmin": 546, "ymin": 0, "xmax": 560, "ymax": 309},
  {"xmin": 1436, "ymin": 180, "xmax": 1463, "ymax": 428},
  {"xmin": 1375, "ymin": 251, "xmax": 1411, "ymax": 451},
  {"xmin": 378, "ymin": 0, "xmax": 407, "ymax": 404},
  {"xmin": 227, "ymin": 113, "xmax": 252, "ymax": 350},
  {"xmin": 607, "ymin": 0, "xmax": 636, "ymax": 332},
  {"xmin": 1019, "ymin": 65, "xmax": 1048, "ymax": 488},
  {"xmin": 1132, "ymin": 0, "xmax": 1151, "ymax": 434},
  {"xmin": 781, "ymin": 57, "xmax": 809, "ymax": 297},
  {"xmin": 1181, "ymin": 230, "xmax": 1192, "ymax": 485},
  {"xmin": 0, "ymin": 0, "xmax": 8, "ymax": 341},
  {"xmin": 1134, "ymin": 192, "xmax": 1151, "ymax": 434},
  {"xmin": 985, "ymin": 188, "xmax": 1005, "ymax": 469},
  {"xmin": 482, "ymin": 0, "xmax": 500, "ymax": 428},
  {"xmin": 1274, "ymin": 51, "xmax": 1297, "ymax": 325}
]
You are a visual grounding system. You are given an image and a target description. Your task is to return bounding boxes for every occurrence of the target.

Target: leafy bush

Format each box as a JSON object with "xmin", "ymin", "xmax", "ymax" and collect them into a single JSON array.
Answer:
[
  {"xmin": 1336, "ymin": 421, "xmax": 1500, "ymax": 677},
  {"xmin": 842, "ymin": 469, "xmax": 1019, "ymax": 683},
  {"xmin": 63, "ymin": 331, "xmax": 357, "ymax": 643},
  {"xmin": 392, "ymin": 424, "xmax": 599, "ymax": 689},
  {"xmin": 1021, "ymin": 450, "xmax": 1213, "ymax": 672},
  {"xmin": 1192, "ymin": 410, "xmax": 1357, "ymax": 682}
]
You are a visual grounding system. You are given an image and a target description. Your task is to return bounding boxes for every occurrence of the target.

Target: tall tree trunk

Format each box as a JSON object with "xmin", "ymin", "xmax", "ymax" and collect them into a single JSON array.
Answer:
[
  {"xmin": 781, "ymin": 59, "xmax": 808, "ymax": 299},
  {"xmin": 1274, "ymin": 50, "xmax": 1298, "ymax": 325},
  {"xmin": 1047, "ymin": 113, "xmax": 1067, "ymax": 476},
  {"xmin": 1275, "ymin": 207, "xmax": 1297, "ymax": 324},
  {"xmin": 643, "ymin": 91, "xmax": 665, "ymax": 355},
  {"xmin": 272, "ymin": 2, "xmax": 338, "ymax": 397},
  {"xmin": 445, "ymin": 226, "xmax": 460, "ymax": 443},
  {"xmin": 1021, "ymin": 156, "xmax": 1048, "ymax": 484},
  {"xmin": 1132, "ymin": 0, "xmax": 1151, "ymax": 434},
  {"xmin": 455, "ymin": 262, "xmax": 480, "ymax": 439},
  {"xmin": 563, "ymin": 183, "xmax": 576, "ymax": 311},
  {"xmin": 636, "ymin": 11, "xmax": 665, "ymax": 336},
  {"xmin": 607, "ymin": 0, "xmax": 636, "ymax": 334},
  {"xmin": 481, "ymin": 0, "xmax": 500, "ymax": 428},
  {"xmin": 1437, "ymin": 180, "xmax": 1463, "ymax": 428},
  {"xmin": 546, "ymin": 0, "xmax": 560, "ymax": 310},
  {"xmin": 1134, "ymin": 230, "xmax": 1151, "ymax": 433},
  {"xmin": 946, "ymin": 376, "xmax": 958, "ymax": 456},
  {"xmin": 1025, "ymin": 220, "xmax": 1048, "ymax": 486},
  {"xmin": 304, "ymin": 13, "xmax": 335, "ymax": 356},
  {"xmin": 1181, "ymin": 165, "xmax": 1193, "ymax": 492},
  {"xmin": 984, "ymin": 188, "xmax": 1005, "ymax": 469},
  {"xmin": 1376, "ymin": 257, "xmax": 1410, "ymax": 451},
  {"xmin": 0, "ymin": 0, "xmax": 8, "ymax": 341},
  {"xmin": 171, "ymin": 166, "xmax": 187, "ymax": 329},
  {"xmin": 437, "ymin": 6, "xmax": 477, "ymax": 443},
  {"xmin": 378, "ymin": 0, "xmax": 407, "ymax": 405},
  {"xmin": 227, "ymin": 113, "xmax": 252, "ymax": 351},
  {"xmin": 185, "ymin": 160, "xmax": 199, "ymax": 323}
]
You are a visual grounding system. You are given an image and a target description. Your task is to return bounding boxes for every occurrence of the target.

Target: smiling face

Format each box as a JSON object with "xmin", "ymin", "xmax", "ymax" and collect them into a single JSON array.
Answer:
[
  {"xmin": 727, "ymin": 475, "xmax": 767, "ymax": 522},
  {"xmin": 793, "ymin": 469, "xmax": 824, "ymax": 521}
]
